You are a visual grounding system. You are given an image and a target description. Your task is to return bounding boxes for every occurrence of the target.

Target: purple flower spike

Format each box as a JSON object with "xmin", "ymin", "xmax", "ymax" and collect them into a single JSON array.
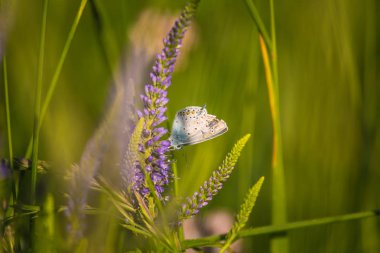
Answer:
[{"xmin": 129, "ymin": 0, "xmax": 200, "ymax": 199}]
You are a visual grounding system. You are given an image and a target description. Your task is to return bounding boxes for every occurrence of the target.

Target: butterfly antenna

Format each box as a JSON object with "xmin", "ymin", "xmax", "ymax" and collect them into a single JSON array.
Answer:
[{"xmin": 198, "ymin": 104, "xmax": 206, "ymax": 115}]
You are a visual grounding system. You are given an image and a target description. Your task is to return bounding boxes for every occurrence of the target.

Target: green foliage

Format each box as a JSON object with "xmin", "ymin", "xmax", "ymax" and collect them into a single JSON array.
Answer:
[
  {"xmin": 0, "ymin": 0, "xmax": 379, "ymax": 252},
  {"xmin": 92, "ymin": 116, "xmax": 173, "ymax": 250}
]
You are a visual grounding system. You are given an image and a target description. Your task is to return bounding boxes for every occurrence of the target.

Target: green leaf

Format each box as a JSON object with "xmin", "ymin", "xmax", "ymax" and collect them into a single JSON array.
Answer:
[
  {"xmin": 15, "ymin": 203, "xmax": 41, "ymax": 213},
  {"xmin": 93, "ymin": 176, "xmax": 135, "ymax": 212},
  {"xmin": 121, "ymin": 224, "xmax": 152, "ymax": 238}
]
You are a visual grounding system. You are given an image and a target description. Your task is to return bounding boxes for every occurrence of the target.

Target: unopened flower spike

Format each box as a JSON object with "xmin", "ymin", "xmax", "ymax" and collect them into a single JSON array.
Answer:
[{"xmin": 179, "ymin": 134, "xmax": 251, "ymax": 220}]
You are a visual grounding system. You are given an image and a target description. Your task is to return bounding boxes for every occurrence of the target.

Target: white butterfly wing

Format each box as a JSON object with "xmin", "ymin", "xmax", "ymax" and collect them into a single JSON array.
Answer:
[
  {"xmin": 198, "ymin": 115, "xmax": 228, "ymax": 142},
  {"xmin": 169, "ymin": 110, "xmax": 228, "ymax": 149}
]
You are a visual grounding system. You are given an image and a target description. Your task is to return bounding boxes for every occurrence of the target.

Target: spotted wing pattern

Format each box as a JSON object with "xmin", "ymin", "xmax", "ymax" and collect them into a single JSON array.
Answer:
[{"xmin": 169, "ymin": 106, "xmax": 228, "ymax": 149}]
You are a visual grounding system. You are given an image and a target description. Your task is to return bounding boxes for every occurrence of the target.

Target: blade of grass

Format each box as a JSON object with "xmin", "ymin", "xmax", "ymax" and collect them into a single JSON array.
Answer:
[
  {"xmin": 243, "ymin": 0, "xmax": 272, "ymax": 52},
  {"xmin": 3, "ymin": 56, "xmax": 13, "ymax": 170},
  {"xmin": 184, "ymin": 210, "xmax": 380, "ymax": 249},
  {"xmin": 269, "ymin": 0, "xmax": 278, "ymax": 88},
  {"xmin": 88, "ymin": 0, "xmax": 117, "ymax": 81},
  {"xmin": 259, "ymin": 34, "xmax": 288, "ymax": 253},
  {"xmin": 268, "ymin": 1, "xmax": 287, "ymax": 251},
  {"xmin": 25, "ymin": 0, "xmax": 89, "ymax": 158},
  {"xmin": 243, "ymin": 1, "xmax": 288, "ymax": 251},
  {"xmin": 29, "ymin": 3, "xmax": 49, "ymax": 249},
  {"xmin": 3, "ymin": 58, "xmax": 17, "ymax": 253},
  {"xmin": 3, "ymin": 56, "xmax": 18, "ymax": 222},
  {"xmin": 30, "ymin": 0, "xmax": 48, "ymax": 204}
]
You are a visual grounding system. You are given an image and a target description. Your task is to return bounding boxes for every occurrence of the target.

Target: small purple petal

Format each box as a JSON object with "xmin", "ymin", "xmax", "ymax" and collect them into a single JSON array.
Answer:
[
  {"xmin": 160, "ymin": 140, "xmax": 171, "ymax": 147},
  {"xmin": 146, "ymin": 156, "xmax": 153, "ymax": 163},
  {"xmin": 146, "ymin": 139, "xmax": 154, "ymax": 147}
]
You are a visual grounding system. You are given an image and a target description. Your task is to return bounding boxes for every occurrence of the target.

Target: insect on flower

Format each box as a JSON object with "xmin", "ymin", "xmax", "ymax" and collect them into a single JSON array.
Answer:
[{"xmin": 169, "ymin": 105, "xmax": 228, "ymax": 149}]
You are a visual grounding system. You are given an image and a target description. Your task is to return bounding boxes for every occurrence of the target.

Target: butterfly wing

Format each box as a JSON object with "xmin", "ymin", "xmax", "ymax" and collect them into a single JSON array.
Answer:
[
  {"xmin": 169, "ymin": 108, "xmax": 205, "ymax": 148},
  {"xmin": 169, "ymin": 111, "xmax": 228, "ymax": 149},
  {"xmin": 169, "ymin": 116, "xmax": 190, "ymax": 148},
  {"xmin": 187, "ymin": 115, "xmax": 228, "ymax": 145}
]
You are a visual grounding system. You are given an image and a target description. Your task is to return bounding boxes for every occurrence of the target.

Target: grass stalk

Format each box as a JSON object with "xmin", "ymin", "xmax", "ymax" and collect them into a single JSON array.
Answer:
[
  {"xmin": 30, "ymin": 0, "xmax": 49, "ymax": 204},
  {"xmin": 27, "ymin": 2, "xmax": 49, "ymax": 250},
  {"xmin": 3, "ymin": 56, "xmax": 18, "ymax": 217},
  {"xmin": 3, "ymin": 56, "xmax": 13, "ymax": 170},
  {"xmin": 243, "ymin": 3, "xmax": 288, "ymax": 251},
  {"xmin": 184, "ymin": 210, "xmax": 380, "ymax": 249},
  {"xmin": 88, "ymin": 0, "xmax": 116, "ymax": 80},
  {"xmin": 243, "ymin": 0, "xmax": 272, "ymax": 51},
  {"xmin": 259, "ymin": 34, "xmax": 288, "ymax": 253},
  {"xmin": 269, "ymin": 0, "xmax": 278, "ymax": 88},
  {"xmin": 25, "ymin": 0, "xmax": 89, "ymax": 158},
  {"xmin": 268, "ymin": 1, "xmax": 288, "ymax": 251}
]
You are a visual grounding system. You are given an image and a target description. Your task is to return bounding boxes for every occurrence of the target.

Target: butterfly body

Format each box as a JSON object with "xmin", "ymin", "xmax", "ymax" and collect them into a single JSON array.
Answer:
[{"xmin": 169, "ymin": 106, "xmax": 228, "ymax": 149}]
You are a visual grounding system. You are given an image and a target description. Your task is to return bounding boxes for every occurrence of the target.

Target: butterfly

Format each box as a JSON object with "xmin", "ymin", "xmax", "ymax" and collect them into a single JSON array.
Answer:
[{"xmin": 168, "ymin": 105, "xmax": 228, "ymax": 149}]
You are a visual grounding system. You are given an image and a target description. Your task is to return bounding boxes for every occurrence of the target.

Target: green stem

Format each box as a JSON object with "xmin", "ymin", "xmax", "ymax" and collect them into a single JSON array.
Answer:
[
  {"xmin": 172, "ymin": 162, "xmax": 179, "ymax": 199},
  {"xmin": 30, "ymin": 0, "xmax": 48, "ymax": 204},
  {"xmin": 3, "ymin": 56, "xmax": 18, "ymax": 217},
  {"xmin": 172, "ymin": 162, "xmax": 184, "ymax": 248},
  {"xmin": 269, "ymin": 0, "xmax": 278, "ymax": 88},
  {"xmin": 3, "ymin": 57, "xmax": 13, "ymax": 170},
  {"xmin": 243, "ymin": 0, "xmax": 272, "ymax": 51},
  {"xmin": 141, "ymin": 168, "xmax": 175, "ymax": 250},
  {"xmin": 184, "ymin": 210, "xmax": 380, "ymax": 249},
  {"xmin": 25, "ymin": 0, "xmax": 88, "ymax": 158},
  {"xmin": 259, "ymin": 35, "xmax": 287, "ymax": 227},
  {"xmin": 88, "ymin": 0, "xmax": 116, "ymax": 81},
  {"xmin": 219, "ymin": 240, "xmax": 231, "ymax": 253},
  {"xmin": 244, "ymin": 4, "xmax": 287, "ymax": 248},
  {"xmin": 3, "ymin": 60, "xmax": 16, "ymax": 252},
  {"xmin": 145, "ymin": 171, "xmax": 166, "ymax": 220},
  {"xmin": 267, "ymin": 1, "xmax": 287, "ymax": 252}
]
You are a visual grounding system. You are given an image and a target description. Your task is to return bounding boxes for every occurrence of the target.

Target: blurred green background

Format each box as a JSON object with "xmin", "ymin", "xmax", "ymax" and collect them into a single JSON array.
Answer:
[{"xmin": 1, "ymin": 0, "xmax": 379, "ymax": 252}]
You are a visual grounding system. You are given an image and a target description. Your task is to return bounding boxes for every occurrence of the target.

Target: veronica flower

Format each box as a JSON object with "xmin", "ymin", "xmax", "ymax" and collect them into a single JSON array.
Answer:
[{"xmin": 131, "ymin": 0, "xmax": 200, "ymax": 199}]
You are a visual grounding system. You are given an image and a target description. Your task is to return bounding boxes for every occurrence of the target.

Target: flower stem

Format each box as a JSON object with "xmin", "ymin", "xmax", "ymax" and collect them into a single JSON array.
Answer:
[
  {"xmin": 184, "ymin": 210, "xmax": 380, "ymax": 249},
  {"xmin": 172, "ymin": 162, "xmax": 185, "ymax": 244}
]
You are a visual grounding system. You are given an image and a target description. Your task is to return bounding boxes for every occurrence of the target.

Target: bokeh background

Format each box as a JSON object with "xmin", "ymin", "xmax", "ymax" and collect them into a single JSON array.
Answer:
[{"xmin": 0, "ymin": 0, "xmax": 379, "ymax": 252}]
